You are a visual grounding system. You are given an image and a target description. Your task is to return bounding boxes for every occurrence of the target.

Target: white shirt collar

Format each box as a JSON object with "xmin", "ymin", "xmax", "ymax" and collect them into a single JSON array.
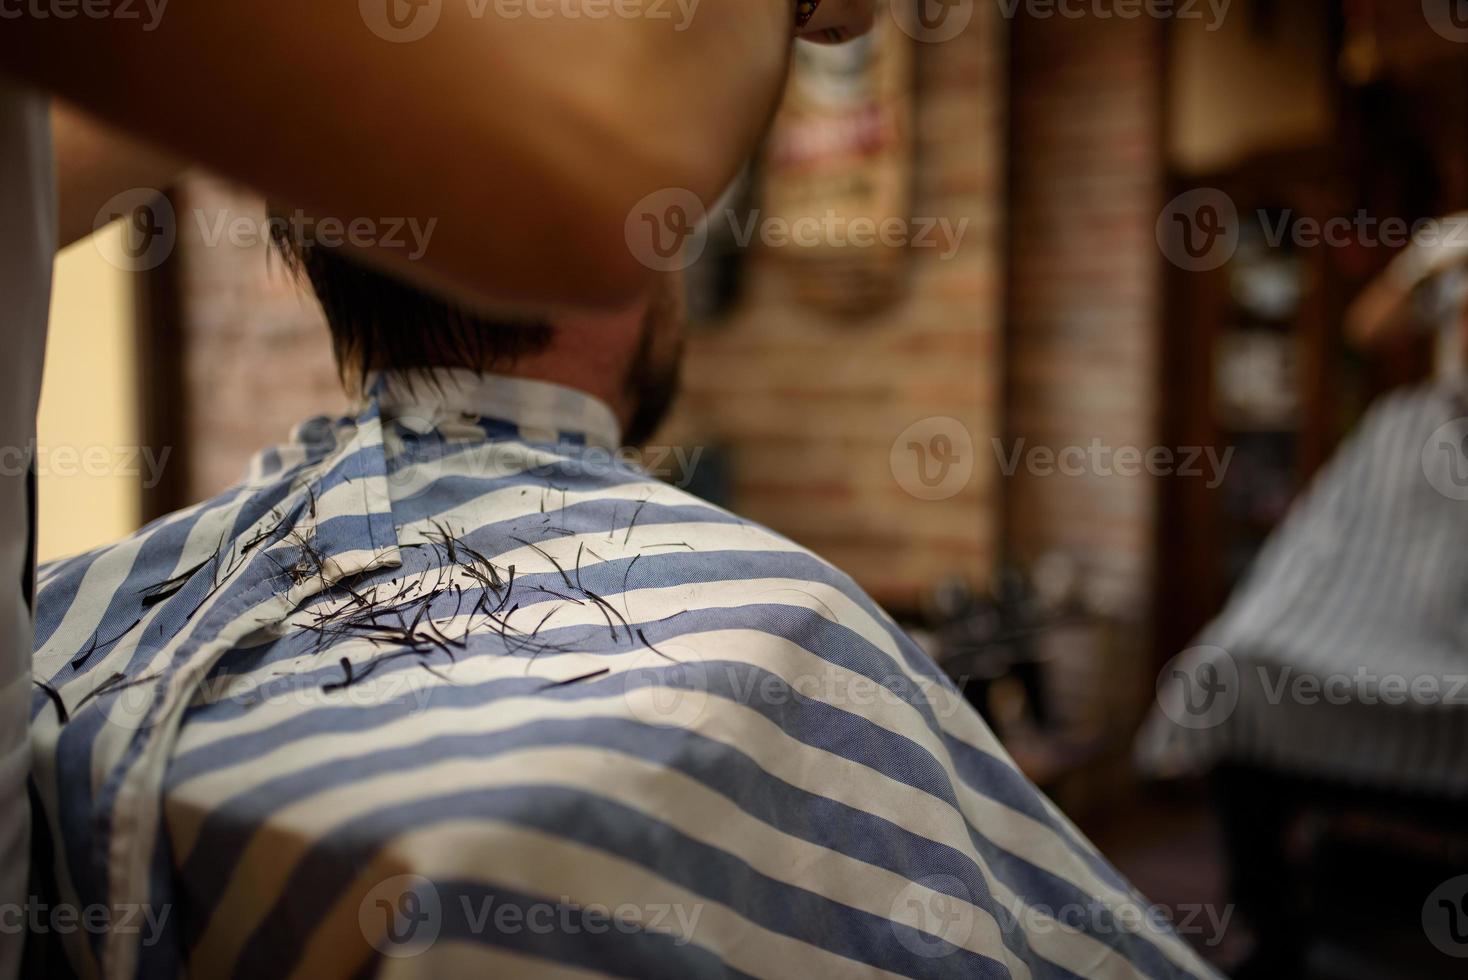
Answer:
[{"xmin": 363, "ymin": 368, "xmax": 623, "ymax": 451}]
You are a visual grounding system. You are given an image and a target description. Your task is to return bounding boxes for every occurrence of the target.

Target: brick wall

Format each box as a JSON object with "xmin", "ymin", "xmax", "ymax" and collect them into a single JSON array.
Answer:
[
  {"xmin": 1004, "ymin": 12, "xmax": 1166, "ymax": 621},
  {"xmin": 165, "ymin": 7, "xmax": 1164, "ymax": 622},
  {"xmin": 669, "ymin": 7, "xmax": 1008, "ymax": 613},
  {"xmin": 171, "ymin": 175, "xmax": 345, "ymax": 501}
]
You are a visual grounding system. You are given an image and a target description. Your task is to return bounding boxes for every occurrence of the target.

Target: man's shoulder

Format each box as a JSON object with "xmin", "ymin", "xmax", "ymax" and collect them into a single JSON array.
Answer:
[
  {"xmin": 449, "ymin": 469, "xmax": 902, "ymax": 643},
  {"xmin": 31, "ymin": 421, "xmax": 343, "ymax": 669}
]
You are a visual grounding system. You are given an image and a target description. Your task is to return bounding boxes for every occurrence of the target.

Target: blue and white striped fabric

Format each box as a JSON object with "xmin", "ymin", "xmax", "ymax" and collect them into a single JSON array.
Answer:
[
  {"xmin": 1138, "ymin": 382, "xmax": 1468, "ymax": 797},
  {"xmin": 31, "ymin": 370, "xmax": 1217, "ymax": 979}
]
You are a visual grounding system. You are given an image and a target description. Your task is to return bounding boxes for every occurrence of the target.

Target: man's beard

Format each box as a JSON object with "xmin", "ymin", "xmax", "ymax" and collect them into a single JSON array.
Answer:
[
  {"xmin": 621, "ymin": 324, "xmax": 684, "ymax": 448},
  {"xmin": 620, "ymin": 272, "xmax": 686, "ymax": 447}
]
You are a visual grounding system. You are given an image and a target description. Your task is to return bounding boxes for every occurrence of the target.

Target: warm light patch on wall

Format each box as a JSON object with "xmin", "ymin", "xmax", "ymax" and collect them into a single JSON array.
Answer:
[
  {"xmin": 1168, "ymin": 1, "xmax": 1332, "ymax": 175},
  {"xmin": 37, "ymin": 223, "xmax": 143, "ymax": 564}
]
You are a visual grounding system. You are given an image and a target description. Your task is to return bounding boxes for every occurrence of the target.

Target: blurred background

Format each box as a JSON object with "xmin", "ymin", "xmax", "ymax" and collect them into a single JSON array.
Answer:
[{"xmin": 40, "ymin": 1, "xmax": 1468, "ymax": 975}]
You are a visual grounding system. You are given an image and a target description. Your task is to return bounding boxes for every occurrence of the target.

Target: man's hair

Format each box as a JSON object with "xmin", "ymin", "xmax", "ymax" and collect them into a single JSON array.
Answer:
[{"xmin": 270, "ymin": 219, "xmax": 553, "ymax": 388}]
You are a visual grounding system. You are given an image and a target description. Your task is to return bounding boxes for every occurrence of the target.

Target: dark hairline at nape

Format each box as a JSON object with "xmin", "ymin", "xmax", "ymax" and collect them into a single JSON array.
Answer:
[{"xmin": 267, "ymin": 211, "xmax": 554, "ymax": 392}]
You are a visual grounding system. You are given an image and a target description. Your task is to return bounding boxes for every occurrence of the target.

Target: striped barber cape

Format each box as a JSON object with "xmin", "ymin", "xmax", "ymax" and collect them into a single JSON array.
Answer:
[
  {"xmin": 1139, "ymin": 382, "xmax": 1468, "ymax": 797},
  {"xmin": 29, "ymin": 370, "xmax": 1217, "ymax": 979}
]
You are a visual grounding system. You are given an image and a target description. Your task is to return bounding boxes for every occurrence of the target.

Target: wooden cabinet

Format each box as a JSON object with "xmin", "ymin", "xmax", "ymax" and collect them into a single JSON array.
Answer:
[
  {"xmin": 1155, "ymin": 150, "xmax": 1355, "ymax": 661},
  {"xmin": 1155, "ymin": 13, "xmax": 1468, "ymax": 660}
]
